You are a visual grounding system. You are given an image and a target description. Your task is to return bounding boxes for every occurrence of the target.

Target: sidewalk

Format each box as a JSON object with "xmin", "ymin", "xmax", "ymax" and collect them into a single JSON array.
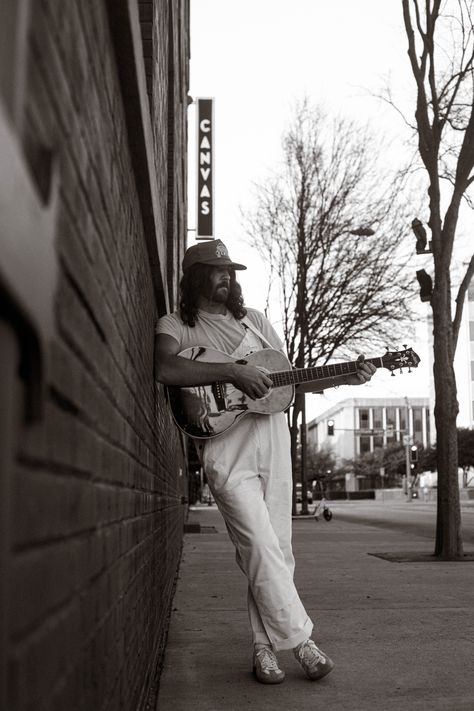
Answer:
[{"xmin": 156, "ymin": 504, "xmax": 474, "ymax": 711}]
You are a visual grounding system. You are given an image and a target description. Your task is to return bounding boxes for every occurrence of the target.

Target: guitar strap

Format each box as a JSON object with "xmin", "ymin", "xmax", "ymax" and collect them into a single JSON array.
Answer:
[
  {"xmin": 242, "ymin": 318, "xmax": 325, "ymax": 393},
  {"xmin": 241, "ymin": 318, "xmax": 275, "ymax": 349}
]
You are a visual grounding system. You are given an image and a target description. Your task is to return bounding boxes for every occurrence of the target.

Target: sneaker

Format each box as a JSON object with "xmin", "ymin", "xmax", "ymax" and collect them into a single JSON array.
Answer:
[
  {"xmin": 293, "ymin": 639, "xmax": 334, "ymax": 681},
  {"xmin": 253, "ymin": 644, "xmax": 285, "ymax": 684}
]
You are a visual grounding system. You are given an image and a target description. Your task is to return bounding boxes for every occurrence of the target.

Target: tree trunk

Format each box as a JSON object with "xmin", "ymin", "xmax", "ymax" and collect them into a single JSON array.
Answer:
[{"xmin": 432, "ymin": 278, "xmax": 463, "ymax": 559}]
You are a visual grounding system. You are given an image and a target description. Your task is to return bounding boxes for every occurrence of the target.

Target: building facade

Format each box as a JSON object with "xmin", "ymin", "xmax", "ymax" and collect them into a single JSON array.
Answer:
[
  {"xmin": 468, "ymin": 278, "xmax": 474, "ymax": 423},
  {"xmin": 457, "ymin": 277, "xmax": 474, "ymax": 428},
  {"xmin": 0, "ymin": 2, "xmax": 189, "ymax": 709},
  {"xmin": 307, "ymin": 397, "xmax": 431, "ymax": 490}
]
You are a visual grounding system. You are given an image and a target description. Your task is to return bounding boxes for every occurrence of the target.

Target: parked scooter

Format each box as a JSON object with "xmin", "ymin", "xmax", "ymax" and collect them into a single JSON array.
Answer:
[{"xmin": 313, "ymin": 496, "xmax": 333, "ymax": 522}]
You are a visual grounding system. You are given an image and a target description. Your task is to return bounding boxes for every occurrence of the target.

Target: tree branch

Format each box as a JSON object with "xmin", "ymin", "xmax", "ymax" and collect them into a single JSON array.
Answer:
[{"xmin": 402, "ymin": 1, "xmax": 436, "ymax": 169}]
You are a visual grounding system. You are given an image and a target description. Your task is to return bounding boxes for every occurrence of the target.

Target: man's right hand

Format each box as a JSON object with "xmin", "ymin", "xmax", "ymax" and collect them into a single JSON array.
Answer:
[
  {"xmin": 156, "ymin": 333, "xmax": 273, "ymax": 399},
  {"xmin": 231, "ymin": 363, "xmax": 273, "ymax": 400}
]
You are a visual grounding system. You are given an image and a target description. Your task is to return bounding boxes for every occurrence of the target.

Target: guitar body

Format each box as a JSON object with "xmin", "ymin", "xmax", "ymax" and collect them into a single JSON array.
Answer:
[{"xmin": 167, "ymin": 347, "xmax": 294, "ymax": 439}]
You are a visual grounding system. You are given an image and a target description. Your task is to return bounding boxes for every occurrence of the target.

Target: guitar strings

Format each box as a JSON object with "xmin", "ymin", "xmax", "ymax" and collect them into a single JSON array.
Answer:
[{"xmin": 270, "ymin": 357, "xmax": 383, "ymax": 387}]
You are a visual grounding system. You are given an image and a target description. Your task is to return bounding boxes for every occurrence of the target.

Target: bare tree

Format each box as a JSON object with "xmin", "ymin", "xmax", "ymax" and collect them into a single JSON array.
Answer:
[
  {"xmin": 401, "ymin": 0, "xmax": 474, "ymax": 558},
  {"xmin": 244, "ymin": 102, "xmax": 416, "ymax": 513}
]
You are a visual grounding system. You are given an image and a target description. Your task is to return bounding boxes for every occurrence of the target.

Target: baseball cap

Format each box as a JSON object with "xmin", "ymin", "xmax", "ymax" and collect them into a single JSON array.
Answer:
[{"xmin": 182, "ymin": 239, "xmax": 247, "ymax": 272}]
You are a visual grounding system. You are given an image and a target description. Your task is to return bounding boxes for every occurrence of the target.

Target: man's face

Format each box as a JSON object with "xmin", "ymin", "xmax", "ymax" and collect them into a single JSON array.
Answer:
[{"xmin": 206, "ymin": 266, "xmax": 231, "ymax": 303}]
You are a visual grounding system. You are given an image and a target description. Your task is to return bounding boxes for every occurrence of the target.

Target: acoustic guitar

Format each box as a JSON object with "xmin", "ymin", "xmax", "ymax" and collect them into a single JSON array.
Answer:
[{"xmin": 167, "ymin": 346, "xmax": 420, "ymax": 439}]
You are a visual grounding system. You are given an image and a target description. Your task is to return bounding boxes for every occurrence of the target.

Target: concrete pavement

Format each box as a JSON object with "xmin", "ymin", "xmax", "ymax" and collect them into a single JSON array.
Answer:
[
  {"xmin": 328, "ymin": 499, "xmax": 474, "ymax": 545},
  {"xmin": 156, "ymin": 503, "xmax": 474, "ymax": 711}
]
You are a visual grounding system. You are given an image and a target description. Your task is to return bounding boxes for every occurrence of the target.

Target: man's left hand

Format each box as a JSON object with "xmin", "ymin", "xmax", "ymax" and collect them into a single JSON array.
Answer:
[{"xmin": 346, "ymin": 355, "xmax": 376, "ymax": 386}]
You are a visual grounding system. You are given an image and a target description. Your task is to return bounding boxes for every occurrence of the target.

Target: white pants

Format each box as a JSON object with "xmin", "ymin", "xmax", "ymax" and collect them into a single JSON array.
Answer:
[{"xmin": 202, "ymin": 412, "xmax": 313, "ymax": 651}]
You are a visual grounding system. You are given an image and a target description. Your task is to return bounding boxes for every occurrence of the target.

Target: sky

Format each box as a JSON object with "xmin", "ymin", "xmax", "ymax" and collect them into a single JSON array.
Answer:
[{"xmin": 188, "ymin": 0, "xmax": 471, "ymax": 424}]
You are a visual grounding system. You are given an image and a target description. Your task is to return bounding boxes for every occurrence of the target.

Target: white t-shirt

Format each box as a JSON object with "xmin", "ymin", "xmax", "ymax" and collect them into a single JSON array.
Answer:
[{"xmin": 155, "ymin": 307, "xmax": 283, "ymax": 355}]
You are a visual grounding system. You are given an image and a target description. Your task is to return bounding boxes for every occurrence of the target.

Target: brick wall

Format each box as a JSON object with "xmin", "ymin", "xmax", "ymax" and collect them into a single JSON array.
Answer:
[{"xmin": 3, "ymin": 1, "xmax": 189, "ymax": 709}]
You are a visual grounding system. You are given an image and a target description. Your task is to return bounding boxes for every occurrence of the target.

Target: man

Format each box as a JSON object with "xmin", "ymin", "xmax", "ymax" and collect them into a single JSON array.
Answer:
[{"xmin": 155, "ymin": 239, "xmax": 376, "ymax": 684}]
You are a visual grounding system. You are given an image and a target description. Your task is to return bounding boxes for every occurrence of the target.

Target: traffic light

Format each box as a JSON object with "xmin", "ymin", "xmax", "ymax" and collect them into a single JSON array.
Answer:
[
  {"xmin": 327, "ymin": 419, "xmax": 334, "ymax": 436},
  {"xmin": 410, "ymin": 445, "xmax": 418, "ymax": 464},
  {"xmin": 411, "ymin": 218, "xmax": 432, "ymax": 253},
  {"xmin": 416, "ymin": 269, "xmax": 433, "ymax": 302}
]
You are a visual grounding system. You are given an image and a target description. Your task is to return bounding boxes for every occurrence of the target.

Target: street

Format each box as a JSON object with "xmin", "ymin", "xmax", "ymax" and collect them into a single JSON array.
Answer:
[{"xmin": 306, "ymin": 499, "xmax": 474, "ymax": 545}]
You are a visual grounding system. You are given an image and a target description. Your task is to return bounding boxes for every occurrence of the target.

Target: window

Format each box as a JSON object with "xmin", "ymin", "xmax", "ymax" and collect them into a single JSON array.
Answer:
[
  {"xmin": 373, "ymin": 435, "xmax": 384, "ymax": 449},
  {"xmin": 413, "ymin": 407, "xmax": 423, "ymax": 443},
  {"xmin": 373, "ymin": 407, "xmax": 383, "ymax": 431},
  {"xmin": 386, "ymin": 407, "xmax": 396, "ymax": 439},
  {"xmin": 399, "ymin": 408, "xmax": 407, "ymax": 434},
  {"xmin": 358, "ymin": 408, "xmax": 370, "ymax": 430},
  {"xmin": 359, "ymin": 436, "xmax": 371, "ymax": 454}
]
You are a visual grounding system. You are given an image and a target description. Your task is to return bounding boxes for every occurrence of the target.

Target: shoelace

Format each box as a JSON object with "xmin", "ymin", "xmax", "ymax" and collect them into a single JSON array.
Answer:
[
  {"xmin": 255, "ymin": 647, "xmax": 280, "ymax": 672},
  {"xmin": 296, "ymin": 640, "xmax": 325, "ymax": 665}
]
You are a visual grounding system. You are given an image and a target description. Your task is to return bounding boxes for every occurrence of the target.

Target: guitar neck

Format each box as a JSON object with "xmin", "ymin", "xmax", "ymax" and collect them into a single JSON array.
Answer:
[{"xmin": 270, "ymin": 356, "xmax": 384, "ymax": 388}]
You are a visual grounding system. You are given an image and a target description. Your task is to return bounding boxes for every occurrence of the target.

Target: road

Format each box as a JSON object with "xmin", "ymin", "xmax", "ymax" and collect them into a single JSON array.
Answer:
[{"xmin": 303, "ymin": 500, "xmax": 474, "ymax": 545}]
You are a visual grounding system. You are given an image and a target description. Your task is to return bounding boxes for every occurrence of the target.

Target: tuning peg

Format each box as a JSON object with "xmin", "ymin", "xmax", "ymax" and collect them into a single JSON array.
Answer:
[
  {"xmin": 399, "ymin": 368, "xmax": 403, "ymax": 374},
  {"xmin": 391, "ymin": 371, "xmax": 395, "ymax": 377},
  {"xmin": 403, "ymin": 344, "xmax": 408, "ymax": 349},
  {"xmin": 408, "ymin": 367, "xmax": 412, "ymax": 373}
]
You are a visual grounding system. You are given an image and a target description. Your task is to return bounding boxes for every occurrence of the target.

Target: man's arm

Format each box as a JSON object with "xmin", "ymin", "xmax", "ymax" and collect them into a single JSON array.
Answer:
[
  {"xmin": 155, "ymin": 333, "xmax": 273, "ymax": 400},
  {"xmin": 250, "ymin": 312, "xmax": 376, "ymax": 392}
]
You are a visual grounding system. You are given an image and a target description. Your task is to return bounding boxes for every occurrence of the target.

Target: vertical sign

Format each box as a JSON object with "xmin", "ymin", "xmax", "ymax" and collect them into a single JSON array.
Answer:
[{"xmin": 197, "ymin": 98, "xmax": 213, "ymax": 239}]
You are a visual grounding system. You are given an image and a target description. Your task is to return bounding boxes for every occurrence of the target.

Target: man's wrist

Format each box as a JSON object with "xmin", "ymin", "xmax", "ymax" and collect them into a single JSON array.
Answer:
[
  {"xmin": 227, "ymin": 362, "xmax": 241, "ymax": 384},
  {"xmin": 333, "ymin": 375, "xmax": 349, "ymax": 388}
]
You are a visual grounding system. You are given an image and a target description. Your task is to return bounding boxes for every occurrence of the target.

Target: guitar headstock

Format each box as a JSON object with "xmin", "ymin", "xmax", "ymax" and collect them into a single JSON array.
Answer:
[{"xmin": 381, "ymin": 347, "xmax": 420, "ymax": 375}]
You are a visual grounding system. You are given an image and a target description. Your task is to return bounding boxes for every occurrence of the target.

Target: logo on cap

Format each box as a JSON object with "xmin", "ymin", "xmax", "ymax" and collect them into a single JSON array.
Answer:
[{"xmin": 215, "ymin": 242, "xmax": 228, "ymax": 259}]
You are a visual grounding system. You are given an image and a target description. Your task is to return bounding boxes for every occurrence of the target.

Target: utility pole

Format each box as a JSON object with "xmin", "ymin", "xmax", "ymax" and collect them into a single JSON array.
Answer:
[{"xmin": 404, "ymin": 397, "xmax": 411, "ymax": 501}]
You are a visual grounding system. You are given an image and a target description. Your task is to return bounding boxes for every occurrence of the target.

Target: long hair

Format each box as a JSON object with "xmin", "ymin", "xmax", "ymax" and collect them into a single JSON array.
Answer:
[{"xmin": 179, "ymin": 263, "xmax": 247, "ymax": 326}]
